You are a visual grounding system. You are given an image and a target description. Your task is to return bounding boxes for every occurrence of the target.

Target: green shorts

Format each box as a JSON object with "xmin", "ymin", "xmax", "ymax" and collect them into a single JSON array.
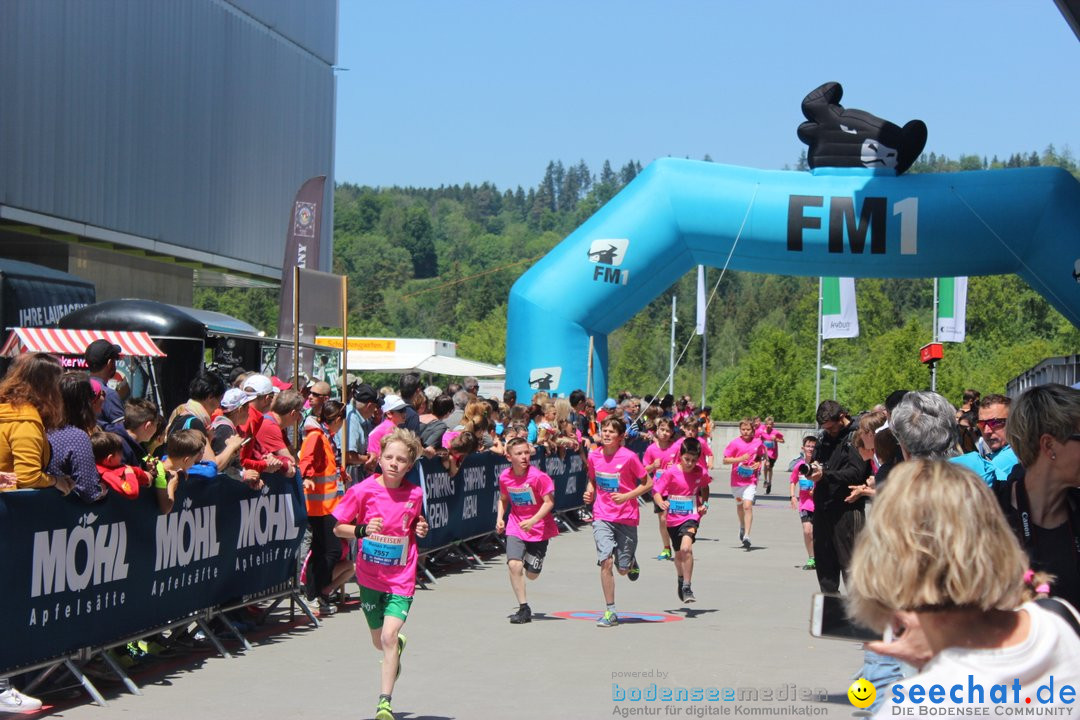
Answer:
[{"xmin": 359, "ymin": 585, "xmax": 414, "ymax": 630}]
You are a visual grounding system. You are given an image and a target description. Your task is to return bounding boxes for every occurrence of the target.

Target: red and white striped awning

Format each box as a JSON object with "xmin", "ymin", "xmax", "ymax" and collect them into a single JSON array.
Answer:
[{"xmin": 0, "ymin": 328, "xmax": 166, "ymax": 358}]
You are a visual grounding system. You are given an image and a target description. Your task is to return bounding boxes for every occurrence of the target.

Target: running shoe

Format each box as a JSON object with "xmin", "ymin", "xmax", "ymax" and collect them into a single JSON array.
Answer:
[
  {"xmin": 317, "ymin": 596, "xmax": 337, "ymax": 616},
  {"xmin": 742, "ymin": 536, "xmax": 751, "ymax": 550},
  {"xmin": 375, "ymin": 697, "xmax": 395, "ymax": 720},
  {"xmin": 510, "ymin": 605, "xmax": 532, "ymax": 624},
  {"xmin": 683, "ymin": 585, "xmax": 696, "ymax": 603},
  {"xmin": 658, "ymin": 547, "xmax": 672, "ymax": 560},
  {"xmin": 627, "ymin": 558, "xmax": 640, "ymax": 581},
  {"xmin": 739, "ymin": 527, "xmax": 745, "ymax": 542},
  {"xmin": 764, "ymin": 480, "xmax": 772, "ymax": 494},
  {"xmin": 596, "ymin": 610, "xmax": 619, "ymax": 628},
  {"xmin": 0, "ymin": 687, "xmax": 42, "ymax": 713},
  {"xmin": 677, "ymin": 581, "xmax": 685, "ymax": 603},
  {"xmin": 803, "ymin": 557, "xmax": 816, "ymax": 570}
]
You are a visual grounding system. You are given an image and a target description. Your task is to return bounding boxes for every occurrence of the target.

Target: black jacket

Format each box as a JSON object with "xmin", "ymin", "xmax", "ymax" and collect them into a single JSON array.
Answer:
[{"xmin": 812, "ymin": 422, "xmax": 870, "ymax": 515}]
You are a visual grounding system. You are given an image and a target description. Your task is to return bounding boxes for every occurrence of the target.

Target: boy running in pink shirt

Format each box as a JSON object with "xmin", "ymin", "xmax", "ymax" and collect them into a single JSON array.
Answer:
[
  {"xmin": 584, "ymin": 417, "xmax": 651, "ymax": 628},
  {"xmin": 652, "ymin": 437, "xmax": 711, "ymax": 603},
  {"xmin": 496, "ymin": 437, "xmax": 559, "ymax": 624},
  {"xmin": 333, "ymin": 429, "xmax": 429, "ymax": 720},
  {"xmin": 723, "ymin": 419, "xmax": 765, "ymax": 550},
  {"xmin": 755, "ymin": 416, "xmax": 784, "ymax": 494},
  {"xmin": 642, "ymin": 418, "xmax": 679, "ymax": 560}
]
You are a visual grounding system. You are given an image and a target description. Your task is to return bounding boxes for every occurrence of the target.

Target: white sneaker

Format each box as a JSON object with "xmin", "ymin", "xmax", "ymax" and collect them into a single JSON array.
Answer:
[{"xmin": 0, "ymin": 687, "xmax": 43, "ymax": 713}]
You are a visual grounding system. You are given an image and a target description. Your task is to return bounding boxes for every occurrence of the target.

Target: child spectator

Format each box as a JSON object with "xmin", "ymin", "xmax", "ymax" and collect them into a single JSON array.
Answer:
[
  {"xmin": 158, "ymin": 429, "xmax": 206, "ymax": 514},
  {"xmin": 91, "ymin": 431, "xmax": 150, "ymax": 499}
]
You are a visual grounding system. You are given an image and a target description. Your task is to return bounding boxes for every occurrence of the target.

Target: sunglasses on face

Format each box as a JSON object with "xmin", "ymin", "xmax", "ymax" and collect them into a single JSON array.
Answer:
[
  {"xmin": 976, "ymin": 418, "xmax": 1007, "ymax": 430},
  {"xmin": 309, "ymin": 391, "xmax": 329, "ymax": 398}
]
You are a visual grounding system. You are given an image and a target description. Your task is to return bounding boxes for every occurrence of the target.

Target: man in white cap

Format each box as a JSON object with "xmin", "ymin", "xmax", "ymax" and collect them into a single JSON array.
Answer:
[{"xmin": 364, "ymin": 394, "xmax": 409, "ymax": 472}]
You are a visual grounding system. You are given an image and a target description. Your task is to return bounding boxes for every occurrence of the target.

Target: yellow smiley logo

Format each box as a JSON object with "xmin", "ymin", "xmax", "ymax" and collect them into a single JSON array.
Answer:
[{"xmin": 847, "ymin": 678, "xmax": 876, "ymax": 709}]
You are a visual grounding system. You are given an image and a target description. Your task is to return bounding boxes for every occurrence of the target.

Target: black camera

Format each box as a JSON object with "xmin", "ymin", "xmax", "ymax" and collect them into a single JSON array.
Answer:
[{"xmin": 799, "ymin": 462, "xmax": 821, "ymax": 478}]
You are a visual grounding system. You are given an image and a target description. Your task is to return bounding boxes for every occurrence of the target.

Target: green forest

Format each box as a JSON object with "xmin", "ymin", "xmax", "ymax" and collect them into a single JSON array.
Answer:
[{"xmin": 195, "ymin": 147, "xmax": 1080, "ymax": 422}]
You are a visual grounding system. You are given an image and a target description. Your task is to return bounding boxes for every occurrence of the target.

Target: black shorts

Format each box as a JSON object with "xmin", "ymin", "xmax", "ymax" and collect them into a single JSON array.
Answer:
[
  {"xmin": 506, "ymin": 536, "xmax": 549, "ymax": 574},
  {"xmin": 766, "ymin": 456, "xmax": 777, "ymax": 468},
  {"xmin": 666, "ymin": 519, "xmax": 699, "ymax": 547}
]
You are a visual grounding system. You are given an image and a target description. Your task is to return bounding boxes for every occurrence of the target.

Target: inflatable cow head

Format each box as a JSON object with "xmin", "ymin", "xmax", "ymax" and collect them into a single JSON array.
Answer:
[{"xmin": 797, "ymin": 81, "xmax": 927, "ymax": 175}]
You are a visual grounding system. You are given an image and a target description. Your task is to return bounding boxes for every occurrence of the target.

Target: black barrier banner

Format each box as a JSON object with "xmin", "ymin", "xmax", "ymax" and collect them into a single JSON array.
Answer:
[
  {"xmin": 537, "ymin": 449, "xmax": 587, "ymax": 512},
  {"xmin": 416, "ymin": 449, "xmax": 586, "ymax": 551},
  {"xmin": 0, "ymin": 473, "xmax": 306, "ymax": 674}
]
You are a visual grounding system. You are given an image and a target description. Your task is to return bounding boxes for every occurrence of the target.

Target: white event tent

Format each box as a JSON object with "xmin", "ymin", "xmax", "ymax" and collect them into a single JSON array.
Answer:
[{"xmin": 315, "ymin": 336, "xmax": 505, "ymax": 378}]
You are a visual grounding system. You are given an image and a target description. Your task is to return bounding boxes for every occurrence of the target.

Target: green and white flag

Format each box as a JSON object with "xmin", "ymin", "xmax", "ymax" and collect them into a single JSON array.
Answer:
[
  {"xmin": 821, "ymin": 277, "xmax": 859, "ymax": 339},
  {"xmin": 936, "ymin": 277, "xmax": 968, "ymax": 343}
]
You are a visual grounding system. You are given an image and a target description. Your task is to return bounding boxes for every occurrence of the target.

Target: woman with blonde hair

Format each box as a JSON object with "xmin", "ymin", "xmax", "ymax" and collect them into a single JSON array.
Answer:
[{"xmin": 848, "ymin": 459, "xmax": 1080, "ymax": 716}]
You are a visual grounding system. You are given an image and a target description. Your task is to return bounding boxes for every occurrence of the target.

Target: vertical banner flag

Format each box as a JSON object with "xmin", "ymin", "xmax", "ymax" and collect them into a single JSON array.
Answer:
[
  {"xmin": 937, "ymin": 276, "xmax": 968, "ymax": 342},
  {"xmin": 276, "ymin": 176, "xmax": 327, "ymax": 380},
  {"xmin": 695, "ymin": 265, "xmax": 706, "ymax": 335},
  {"xmin": 821, "ymin": 277, "xmax": 859, "ymax": 339}
]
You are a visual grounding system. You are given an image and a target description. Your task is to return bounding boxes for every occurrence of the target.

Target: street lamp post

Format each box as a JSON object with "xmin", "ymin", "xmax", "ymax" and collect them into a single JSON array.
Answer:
[{"xmin": 822, "ymin": 364, "xmax": 838, "ymax": 400}]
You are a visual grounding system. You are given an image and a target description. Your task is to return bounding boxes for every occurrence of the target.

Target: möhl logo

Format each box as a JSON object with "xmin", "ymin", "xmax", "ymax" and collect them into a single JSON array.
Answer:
[
  {"xmin": 155, "ymin": 497, "xmax": 221, "ymax": 571},
  {"xmin": 31, "ymin": 512, "xmax": 130, "ymax": 597}
]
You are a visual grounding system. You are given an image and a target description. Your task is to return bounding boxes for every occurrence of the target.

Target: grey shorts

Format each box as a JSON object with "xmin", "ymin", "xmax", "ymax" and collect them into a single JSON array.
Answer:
[
  {"xmin": 505, "ymin": 535, "xmax": 549, "ymax": 575},
  {"xmin": 592, "ymin": 520, "xmax": 638, "ymax": 571}
]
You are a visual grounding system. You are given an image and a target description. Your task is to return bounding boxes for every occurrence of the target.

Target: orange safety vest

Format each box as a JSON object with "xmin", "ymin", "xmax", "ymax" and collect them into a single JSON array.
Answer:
[{"xmin": 299, "ymin": 427, "xmax": 343, "ymax": 517}]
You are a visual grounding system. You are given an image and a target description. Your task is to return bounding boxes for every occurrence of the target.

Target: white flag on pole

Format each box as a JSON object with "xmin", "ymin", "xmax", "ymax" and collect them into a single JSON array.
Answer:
[
  {"xmin": 821, "ymin": 277, "xmax": 859, "ymax": 339},
  {"xmin": 695, "ymin": 265, "xmax": 706, "ymax": 335},
  {"xmin": 937, "ymin": 277, "xmax": 968, "ymax": 342}
]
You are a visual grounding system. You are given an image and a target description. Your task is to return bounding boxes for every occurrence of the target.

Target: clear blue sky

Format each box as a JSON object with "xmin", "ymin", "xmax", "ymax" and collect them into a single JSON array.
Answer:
[{"xmin": 334, "ymin": 1, "xmax": 1079, "ymax": 191}]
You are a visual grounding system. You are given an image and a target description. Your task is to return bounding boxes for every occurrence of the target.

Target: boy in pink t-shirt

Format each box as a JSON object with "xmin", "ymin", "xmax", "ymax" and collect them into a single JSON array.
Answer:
[
  {"xmin": 756, "ymin": 416, "xmax": 785, "ymax": 495},
  {"xmin": 652, "ymin": 437, "xmax": 711, "ymax": 604},
  {"xmin": 333, "ymin": 428, "xmax": 429, "ymax": 720},
  {"xmin": 496, "ymin": 437, "xmax": 559, "ymax": 624},
  {"xmin": 723, "ymin": 419, "xmax": 765, "ymax": 550},
  {"xmin": 789, "ymin": 435, "xmax": 818, "ymax": 570},
  {"xmin": 583, "ymin": 417, "xmax": 651, "ymax": 628},
  {"xmin": 642, "ymin": 418, "xmax": 679, "ymax": 560}
]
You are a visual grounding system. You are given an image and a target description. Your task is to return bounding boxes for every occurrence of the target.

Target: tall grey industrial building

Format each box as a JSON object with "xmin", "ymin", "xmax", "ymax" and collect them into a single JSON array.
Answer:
[{"xmin": 0, "ymin": 0, "xmax": 337, "ymax": 305}]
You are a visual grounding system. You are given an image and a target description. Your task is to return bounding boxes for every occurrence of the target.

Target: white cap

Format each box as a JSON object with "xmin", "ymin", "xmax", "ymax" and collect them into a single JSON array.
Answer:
[
  {"xmin": 221, "ymin": 388, "xmax": 255, "ymax": 412},
  {"xmin": 243, "ymin": 374, "xmax": 278, "ymax": 396},
  {"xmin": 381, "ymin": 394, "xmax": 408, "ymax": 413}
]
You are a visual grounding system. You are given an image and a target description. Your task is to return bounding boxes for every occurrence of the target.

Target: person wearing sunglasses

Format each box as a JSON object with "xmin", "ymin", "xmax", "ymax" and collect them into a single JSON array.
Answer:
[
  {"xmin": 997, "ymin": 383, "xmax": 1080, "ymax": 609},
  {"xmin": 974, "ymin": 393, "xmax": 1019, "ymax": 482}
]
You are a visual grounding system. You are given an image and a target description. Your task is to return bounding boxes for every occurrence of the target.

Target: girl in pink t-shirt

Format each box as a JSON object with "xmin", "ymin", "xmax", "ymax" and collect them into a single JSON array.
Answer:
[
  {"xmin": 652, "ymin": 437, "xmax": 711, "ymax": 604},
  {"xmin": 583, "ymin": 416, "xmax": 651, "ymax": 628},
  {"xmin": 756, "ymin": 416, "xmax": 784, "ymax": 495},
  {"xmin": 643, "ymin": 418, "xmax": 680, "ymax": 560},
  {"xmin": 723, "ymin": 419, "xmax": 765, "ymax": 550},
  {"xmin": 496, "ymin": 437, "xmax": 558, "ymax": 624},
  {"xmin": 789, "ymin": 435, "xmax": 818, "ymax": 570},
  {"xmin": 333, "ymin": 428, "xmax": 429, "ymax": 720}
]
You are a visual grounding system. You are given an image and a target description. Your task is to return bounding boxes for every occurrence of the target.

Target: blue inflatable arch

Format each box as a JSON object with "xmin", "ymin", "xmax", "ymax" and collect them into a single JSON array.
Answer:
[{"xmin": 506, "ymin": 159, "xmax": 1080, "ymax": 400}]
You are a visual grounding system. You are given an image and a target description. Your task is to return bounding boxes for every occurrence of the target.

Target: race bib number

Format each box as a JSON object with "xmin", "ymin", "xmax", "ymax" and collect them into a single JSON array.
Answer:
[
  {"xmin": 763, "ymin": 440, "xmax": 776, "ymax": 449},
  {"xmin": 361, "ymin": 533, "xmax": 410, "ymax": 567},
  {"xmin": 798, "ymin": 478, "xmax": 814, "ymax": 492},
  {"xmin": 667, "ymin": 495, "xmax": 694, "ymax": 516},
  {"xmin": 736, "ymin": 464, "xmax": 755, "ymax": 479},
  {"xmin": 595, "ymin": 472, "xmax": 619, "ymax": 493},
  {"xmin": 509, "ymin": 485, "xmax": 537, "ymax": 506}
]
